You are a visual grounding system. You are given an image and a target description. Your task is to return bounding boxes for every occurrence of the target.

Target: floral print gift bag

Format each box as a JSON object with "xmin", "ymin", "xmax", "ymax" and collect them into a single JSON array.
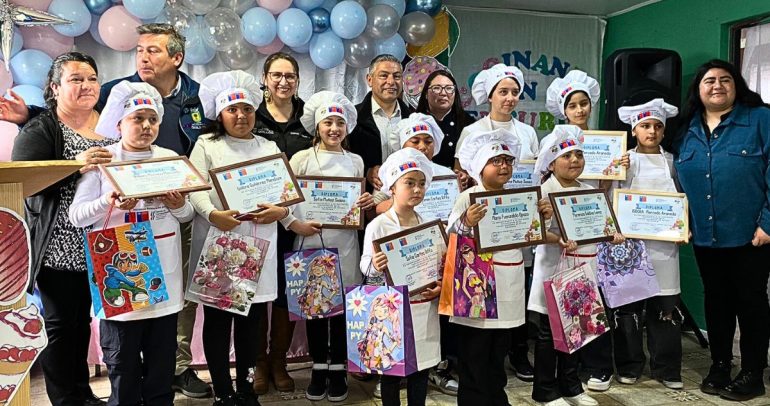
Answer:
[
  {"xmin": 596, "ymin": 239, "xmax": 660, "ymax": 308},
  {"xmin": 185, "ymin": 228, "xmax": 270, "ymax": 315}
]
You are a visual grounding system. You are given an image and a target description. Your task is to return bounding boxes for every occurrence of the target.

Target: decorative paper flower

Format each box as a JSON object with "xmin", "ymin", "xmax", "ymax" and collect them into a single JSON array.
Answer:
[
  {"xmin": 287, "ymin": 255, "xmax": 306, "ymax": 277},
  {"xmin": 346, "ymin": 290, "xmax": 368, "ymax": 317}
]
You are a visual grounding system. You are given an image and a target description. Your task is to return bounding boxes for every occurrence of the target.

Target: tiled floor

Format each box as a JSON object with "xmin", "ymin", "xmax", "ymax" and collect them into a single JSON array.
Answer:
[{"xmin": 29, "ymin": 332, "xmax": 770, "ymax": 405}]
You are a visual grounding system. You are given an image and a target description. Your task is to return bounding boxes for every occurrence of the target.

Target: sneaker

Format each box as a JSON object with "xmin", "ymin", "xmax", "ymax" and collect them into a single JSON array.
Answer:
[
  {"xmin": 327, "ymin": 365, "xmax": 348, "ymax": 402},
  {"xmin": 661, "ymin": 379, "xmax": 684, "ymax": 390},
  {"xmin": 234, "ymin": 390, "xmax": 260, "ymax": 406},
  {"xmin": 429, "ymin": 368, "xmax": 458, "ymax": 396},
  {"xmin": 172, "ymin": 368, "xmax": 213, "ymax": 398},
  {"xmin": 373, "ymin": 379, "xmax": 381, "ymax": 399},
  {"xmin": 718, "ymin": 369, "xmax": 766, "ymax": 401},
  {"xmin": 700, "ymin": 360, "xmax": 732, "ymax": 395},
  {"xmin": 615, "ymin": 374, "xmax": 637, "ymax": 385},
  {"xmin": 508, "ymin": 352, "xmax": 535, "ymax": 382},
  {"xmin": 305, "ymin": 365, "xmax": 327, "ymax": 401},
  {"xmin": 537, "ymin": 398, "xmax": 571, "ymax": 406},
  {"xmin": 586, "ymin": 373, "xmax": 612, "ymax": 392},
  {"xmin": 564, "ymin": 393, "xmax": 599, "ymax": 406}
]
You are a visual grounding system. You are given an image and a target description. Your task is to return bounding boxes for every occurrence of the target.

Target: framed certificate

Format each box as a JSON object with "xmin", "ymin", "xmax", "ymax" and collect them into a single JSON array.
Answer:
[
  {"xmin": 613, "ymin": 189, "xmax": 689, "ymax": 243},
  {"xmin": 550, "ymin": 189, "xmax": 620, "ymax": 244},
  {"xmin": 578, "ymin": 131, "xmax": 627, "ymax": 181},
  {"xmin": 505, "ymin": 159, "xmax": 538, "ymax": 189},
  {"xmin": 415, "ymin": 175, "xmax": 461, "ymax": 223},
  {"xmin": 296, "ymin": 176, "xmax": 365, "ymax": 230},
  {"xmin": 373, "ymin": 219, "xmax": 448, "ymax": 294},
  {"xmin": 100, "ymin": 156, "xmax": 210, "ymax": 199},
  {"xmin": 470, "ymin": 187, "xmax": 546, "ymax": 253},
  {"xmin": 209, "ymin": 153, "xmax": 304, "ymax": 216}
]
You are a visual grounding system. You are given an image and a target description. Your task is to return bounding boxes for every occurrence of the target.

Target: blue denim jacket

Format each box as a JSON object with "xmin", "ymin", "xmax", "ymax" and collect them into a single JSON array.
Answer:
[{"xmin": 675, "ymin": 104, "xmax": 770, "ymax": 247}]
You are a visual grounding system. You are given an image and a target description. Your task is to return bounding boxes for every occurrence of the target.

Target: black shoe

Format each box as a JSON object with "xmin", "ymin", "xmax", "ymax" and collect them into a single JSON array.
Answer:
[
  {"xmin": 719, "ymin": 370, "xmax": 766, "ymax": 401},
  {"xmin": 508, "ymin": 352, "xmax": 534, "ymax": 382},
  {"xmin": 172, "ymin": 368, "xmax": 213, "ymax": 398},
  {"xmin": 306, "ymin": 366, "xmax": 328, "ymax": 401},
  {"xmin": 327, "ymin": 366, "xmax": 348, "ymax": 402},
  {"xmin": 235, "ymin": 389, "xmax": 261, "ymax": 406},
  {"xmin": 83, "ymin": 392, "xmax": 107, "ymax": 406},
  {"xmin": 213, "ymin": 394, "xmax": 238, "ymax": 406},
  {"xmin": 700, "ymin": 361, "xmax": 732, "ymax": 395}
]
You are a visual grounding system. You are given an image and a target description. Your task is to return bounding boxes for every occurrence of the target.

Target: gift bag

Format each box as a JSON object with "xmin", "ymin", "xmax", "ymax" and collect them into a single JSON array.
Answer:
[
  {"xmin": 438, "ymin": 234, "xmax": 498, "ymax": 319},
  {"xmin": 84, "ymin": 214, "xmax": 168, "ymax": 319},
  {"xmin": 284, "ymin": 234, "xmax": 344, "ymax": 321},
  {"xmin": 544, "ymin": 259, "xmax": 608, "ymax": 353},
  {"xmin": 345, "ymin": 285, "xmax": 418, "ymax": 377},
  {"xmin": 596, "ymin": 239, "xmax": 661, "ymax": 308},
  {"xmin": 185, "ymin": 228, "xmax": 270, "ymax": 315}
]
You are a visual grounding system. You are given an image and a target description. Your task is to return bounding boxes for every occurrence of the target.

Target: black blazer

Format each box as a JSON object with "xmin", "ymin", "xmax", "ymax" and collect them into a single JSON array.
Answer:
[{"xmin": 349, "ymin": 92, "xmax": 412, "ymax": 175}]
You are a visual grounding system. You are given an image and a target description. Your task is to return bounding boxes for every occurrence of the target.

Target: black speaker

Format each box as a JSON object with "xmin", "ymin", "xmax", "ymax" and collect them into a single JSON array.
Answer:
[{"xmin": 603, "ymin": 48, "xmax": 682, "ymax": 150}]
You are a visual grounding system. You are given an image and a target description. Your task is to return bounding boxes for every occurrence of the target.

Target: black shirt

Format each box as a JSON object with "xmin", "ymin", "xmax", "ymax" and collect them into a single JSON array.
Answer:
[
  {"xmin": 431, "ymin": 109, "xmax": 476, "ymax": 168},
  {"xmin": 253, "ymin": 98, "xmax": 312, "ymax": 159}
]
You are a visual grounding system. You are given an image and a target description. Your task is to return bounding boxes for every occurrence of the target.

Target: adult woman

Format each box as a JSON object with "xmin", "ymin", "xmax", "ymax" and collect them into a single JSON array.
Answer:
[
  {"xmin": 11, "ymin": 51, "xmax": 113, "ymax": 406},
  {"xmin": 675, "ymin": 59, "xmax": 770, "ymax": 402},
  {"xmin": 252, "ymin": 52, "xmax": 313, "ymax": 395}
]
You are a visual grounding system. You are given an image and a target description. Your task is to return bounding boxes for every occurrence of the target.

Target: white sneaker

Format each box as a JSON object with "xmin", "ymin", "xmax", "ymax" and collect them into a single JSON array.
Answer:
[
  {"xmin": 537, "ymin": 398, "xmax": 571, "ymax": 406},
  {"xmin": 428, "ymin": 368, "xmax": 458, "ymax": 396},
  {"xmin": 616, "ymin": 374, "xmax": 638, "ymax": 385},
  {"xmin": 662, "ymin": 379, "xmax": 684, "ymax": 390},
  {"xmin": 564, "ymin": 393, "xmax": 599, "ymax": 406},
  {"xmin": 373, "ymin": 379, "xmax": 381, "ymax": 399},
  {"xmin": 586, "ymin": 374, "xmax": 613, "ymax": 391}
]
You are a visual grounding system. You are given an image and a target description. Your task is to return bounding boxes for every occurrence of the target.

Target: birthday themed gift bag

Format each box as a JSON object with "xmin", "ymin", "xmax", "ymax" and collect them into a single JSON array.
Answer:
[
  {"xmin": 284, "ymin": 243, "xmax": 344, "ymax": 321},
  {"xmin": 438, "ymin": 234, "xmax": 498, "ymax": 319}
]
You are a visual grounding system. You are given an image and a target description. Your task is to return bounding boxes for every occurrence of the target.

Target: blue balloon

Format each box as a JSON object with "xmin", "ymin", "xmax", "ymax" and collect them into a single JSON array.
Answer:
[
  {"xmin": 10, "ymin": 85, "xmax": 45, "ymax": 107},
  {"xmin": 308, "ymin": 8, "xmax": 330, "ymax": 33},
  {"xmin": 241, "ymin": 7, "xmax": 276, "ymax": 47},
  {"xmin": 310, "ymin": 30, "xmax": 344, "ymax": 69},
  {"xmin": 276, "ymin": 8, "xmax": 313, "ymax": 48},
  {"xmin": 405, "ymin": 0, "xmax": 441, "ymax": 16},
  {"xmin": 374, "ymin": 0, "xmax": 405, "ymax": 17},
  {"xmin": 375, "ymin": 33, "xmax": 406, "ymax": 61},
  {"xmin": 291, "ymin": 40, "xmax": 310, "ymax": 54},
  {"xmin": 184, "ymin": 23, "xmax": 216, "ymax": 65},
  {"xmin": 48, "ymin": 0, "xmax": 92, "ymax": 37},
  {"xmin": 89, "ymin": 15, "xmax": 105, "ymax": 45},
  {"xmin": 10, "ymin": 50, "xmax": 53, "ymax": 89},
  {"xmin": 330, "ymin": 1, "xmax": 366, "ymax": 39},
  {"xmin": 124, "ymin": 0, "xmax": 166, "ymax": 19},
  {"xmin": 84, "ymin": 0, "xmax": 112, "ymax": 15},
  {"xmin": 293, "ymin": 0, "xmax": 324, "ymax": 12},
  {"xmin": 321, "ymin": 0, "xmax": 337, "ymax": 11}
]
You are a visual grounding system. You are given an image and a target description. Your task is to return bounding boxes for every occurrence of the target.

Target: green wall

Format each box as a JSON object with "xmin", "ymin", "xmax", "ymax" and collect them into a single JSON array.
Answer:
[{"xmin": 603, "ymin": 0, "xmax": 770, "ymax": 329}]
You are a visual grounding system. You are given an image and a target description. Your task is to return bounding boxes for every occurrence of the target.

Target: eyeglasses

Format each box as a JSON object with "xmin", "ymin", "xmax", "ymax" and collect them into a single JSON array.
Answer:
[
  {"xmin": 267, "ymin": 72, "xmax": 298, "ymax": 83},
  {"xmin": 428, "ymin": 85, "xmax": 456, "ymax": 95},
  {"xmin": 490, "ymin": 156, "xmax": 515, "ymax": 167}
]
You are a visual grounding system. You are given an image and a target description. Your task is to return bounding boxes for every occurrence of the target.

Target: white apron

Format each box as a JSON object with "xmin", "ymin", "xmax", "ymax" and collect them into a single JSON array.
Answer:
[{"xmin": 409, "ymin": 298, "xmax": 442, "ymax": 371}]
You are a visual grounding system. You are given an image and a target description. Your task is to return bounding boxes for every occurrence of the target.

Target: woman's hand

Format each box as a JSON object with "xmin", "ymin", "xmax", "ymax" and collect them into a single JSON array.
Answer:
[
  {"xmin": 537, "ymin": 198, "xmax": 553, "ymax": 220},
  {"xmin": 159, "ymin": 190, "xmax": 186, "ymax": 210},
  {"xmin": 463, "ymin": 203, "xmax": 487, "ymax": 228},
  {"xmin": 611, "ymin": 233, "xmax": 626, "ymax": 245},
  {"xmin": 420, "ymin": 284, "xmax": 441, "ymax": 300},
  {"xmin": 373, "ymin": 251, "xmax": 388, "ymax": 272},
  {"xmin": 252, "ymin": 204, "xmax": 288, "ymax": 224},
  {"xmin": 752, "ymin": 227, "xmax": 770, "ymax": 246},
  {"xmin": 0, "ymin": 90, "xmax": 30, "ymax": 124},
  {"xmin": 289, "ymin": 220, "xmax": 321, "ymax": 237},
  {"xmin": 209, "ymin": 210, "xmax": 241, "ymax": 231},
  {"xmin": 107, "ymin": 191, "xmax": 137, "ymax": 211},
  {"xmin": 356, "ymin": 193, "xmax": 375, "ymax": 211},
  {"xmin": 76, "ymin": 146, "xmax": 113, "ymax": 174}
]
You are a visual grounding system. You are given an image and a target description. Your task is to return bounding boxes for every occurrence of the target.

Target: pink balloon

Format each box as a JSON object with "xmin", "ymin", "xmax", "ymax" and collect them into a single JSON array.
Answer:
[
  {"xmin": 256, "ymin": 36, "xmax": 284, "ymax": 55},
  {"xmin": 18, "ymin": 26, "xmax": 74, "ymax": 59},
  {"xmin": 11, "ymin": 0, "xmax": 53, "ymax": 8},
  {"xmin": 99, "ymin": 6, "xmax": 141, "ymax": 52},
  {"xmin": 0, "ymin": 67, "xmax": 12, "ymax": 95},
  {"xmin": 256, "ymin": 0, "xmax": 292, "ymax": 14},
  {"xmin": 0, "ymin": 121, "xmax": 19, "ymax": 162}
]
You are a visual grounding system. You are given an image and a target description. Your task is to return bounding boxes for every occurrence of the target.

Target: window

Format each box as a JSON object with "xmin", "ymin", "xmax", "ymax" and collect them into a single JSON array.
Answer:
[{"xmin": 732, "ymin": 15, "xmax": 770, "ymax": 102}]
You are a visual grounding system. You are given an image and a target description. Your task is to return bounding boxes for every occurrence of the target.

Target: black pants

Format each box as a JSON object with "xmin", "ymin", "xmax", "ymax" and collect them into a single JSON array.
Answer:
[
  {"xmin": 579, "ymin": 287, "xmax": 614, "ymax": 376},
  {"xmin": 202, "ymin": 303, "xmax": 263, "ymax": 397},
  {"xmin": 37, "ymin": 268, "xmax": 94, "ymax": 406},
  {"xmin": 613, "ymin": 294, "xmax": 682, "ymax": 380},
  {"xmin": 456, "ymin": 324, "xmax": 511, "ymax": 406},
  {"xmin": 100, "ymin": 313, "xmax": 178, "ymax": 406},
  {"xmin": 306, "ymin": 314, "xmax": 346, "ymax": 365},
  {"xmin": 509, "ymin": 266, "xmax": 533, "ymax": 361},
  {"xmin": 274, "ymin": 227, "xmax": 295, "ymax": 308},
  {"xmin": 693, "ymin": 243, "xmax": 770, "ymax": 372},
  {"xmin": 439, "ymin": 315, "xmax": 458, "ymax": 367},
  {"xmin": 381, "ymin": 369, "xmax": 430, "ymax": 406},
  {"xmin": 533, "ymin": 313, "xmax": 583, "ymax": 403}
]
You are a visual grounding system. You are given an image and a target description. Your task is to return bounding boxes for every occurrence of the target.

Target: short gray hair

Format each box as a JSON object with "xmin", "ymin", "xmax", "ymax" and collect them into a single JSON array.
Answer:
[
  {"xmin": 136, "ymin": 23, "xmax": 186, "ymax": 61},
  {"xmin": 368, "ymin": 54, "xmax": 402, "ymax": 74}
]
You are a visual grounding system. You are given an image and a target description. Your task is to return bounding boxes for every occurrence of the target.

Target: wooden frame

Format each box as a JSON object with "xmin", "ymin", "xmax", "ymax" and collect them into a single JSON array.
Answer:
[
  {"xmin": 296, "ymin": 175, "xmax": 366, "ymax": 230},
  {"xmin": 578, "ymin": 130, "xmax": 628, "ymax": 181},
  {"xmin": 549, "ymin": 188, "xmax": 621, "ymax": 245},
  {"xmin": 470, "ymin": 187, "xmax": 547, "ymax": 253},
  {"xmin": 373, "ymin": 219, "xmax": 448, "ymax": 295},
  {"xmin": 100, "ymin": 156, "xmax": 210, "ymax": 199},
  {"xmin": 612, "ymin": 188, "xmax": 689, "ymax": 243}
]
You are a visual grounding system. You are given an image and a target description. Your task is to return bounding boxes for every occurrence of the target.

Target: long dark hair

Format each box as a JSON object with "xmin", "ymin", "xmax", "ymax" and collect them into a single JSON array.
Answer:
[
  {"xmin": 44, "ymin": 51, "xmax": 98, "ymax": 111},
  {"xmin": 416, "ymin": 70, "xmax": 471, "ymax": 128}
]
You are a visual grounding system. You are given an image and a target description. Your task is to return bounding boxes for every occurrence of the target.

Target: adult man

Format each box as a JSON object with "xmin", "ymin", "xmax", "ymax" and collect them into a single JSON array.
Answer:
[{"xmin": 349, "ymin": 54, "xmax": 412, "ymax": 190}]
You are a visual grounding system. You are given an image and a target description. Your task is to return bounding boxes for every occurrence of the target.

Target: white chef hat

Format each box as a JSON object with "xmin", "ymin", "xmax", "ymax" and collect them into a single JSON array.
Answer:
[
  {"xmin": 457, "ymin": 128, "xmax": 522, "ymax": 184},
  {"xmin": 471, "ymin": 63, "xmax": 525, "ymax": 105},
  {"xmin": 94, "ymin": 81, "xmax": 164, "ymax": 140},
  {"xmin": 300, "ymin": 90, "xmax": 357, "ymax": 135},
  {"xmin": 378, "ymin": 147, "xmax": 434, "ymax": 197},
  {"xmin": 534, "ymin": 125, "xmax": 584, "ymax": 178},
  {"xmin": 545, "ymin": 70, "xmax": 600, "ymax": 120},
  {"xmin": 618, "ymin": 98, "xmax": 679, "ymax": 129},
  {"xmin": 394, "ymin": 112, "xmax": 444, "ymax": 156},
  {"xmin": 198, "ymin": 70, "xmax": 263, "ymax": 120}
]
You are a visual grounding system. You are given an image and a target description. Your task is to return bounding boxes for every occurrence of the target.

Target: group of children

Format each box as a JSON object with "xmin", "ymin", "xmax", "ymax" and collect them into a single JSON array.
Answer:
[{"xmin": 65, "ymin": 63, "xmax": 685, "ymax": 406}]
